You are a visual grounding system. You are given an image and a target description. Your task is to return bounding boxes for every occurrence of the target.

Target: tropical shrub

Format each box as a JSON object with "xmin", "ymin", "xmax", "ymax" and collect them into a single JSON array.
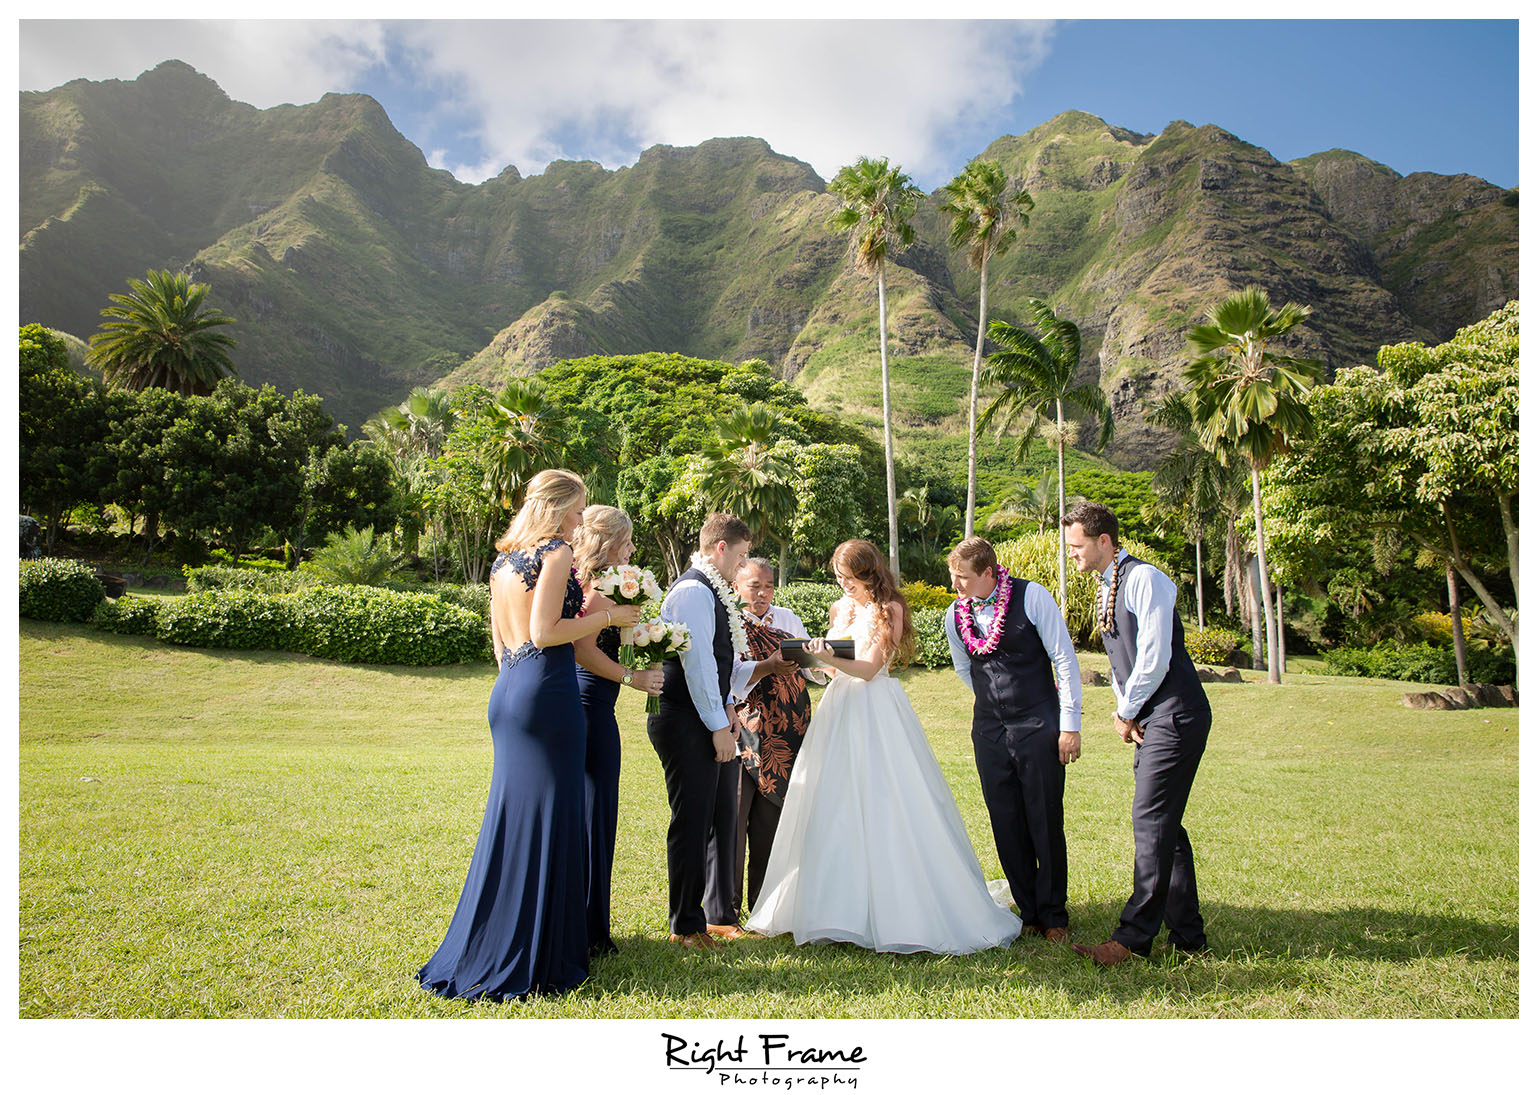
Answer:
[
  {"xmin": 1321, "ymin": 641, "xmax": 1515, "ymax": 685},
  {"xmin": 288, "ymin": 586, "xmax": 487, "ymax": 665},
  {"xmin": 910, "ymin": 607, "xmax": 954, "ymax": 670},
  {"xmin": 901, "ymin": 581, "xmax": 956, "ymax": 610},
  {"xmin": 301, "ymin": 525, "xmax": 406, "ymax": 587},
  {"xmin": 773, "ymin": 583, "xmax": 843, "ymax": 632},
  {"xmin": 92, "ymin": 594, "xmax": 161, "ymax": 635},
  {"xmin": 19, "ymin": 558, "xmax": 105, "ymax": 622},
  {"xmin": 184, "ymin": 564, "xmax": 310, "ymax": 595},
  {"xmin": 156, "ymin": 589, "xmax": 294, "ymax": 651},
  {"xmin": 1184, "ymin": 626, "xmax": 1242, "ymax": 666}
]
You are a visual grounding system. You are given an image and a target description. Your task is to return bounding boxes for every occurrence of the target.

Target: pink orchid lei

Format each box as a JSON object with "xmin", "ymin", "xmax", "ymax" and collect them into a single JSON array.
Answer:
[{"xmin": 955, "ymin": 566, "xmax": 1012, "ymax": 655}]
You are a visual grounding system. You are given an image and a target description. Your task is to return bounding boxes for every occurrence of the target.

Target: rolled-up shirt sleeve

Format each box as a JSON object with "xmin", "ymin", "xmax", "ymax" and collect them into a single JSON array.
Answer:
[
  {"xmin": 661, "ymin": 580, "xmax": 729, "ymax": 732},
  {"xmin": 943, "ymin": 603, "xmax": 974, "ymax": 694},
  {"xmin": 1118, "ymin": 565, "xmax": 1176, "ymax": 721},
  {"xmin": 1022, "ymin": 582, "xmax": 1082, "ymax": 735}
]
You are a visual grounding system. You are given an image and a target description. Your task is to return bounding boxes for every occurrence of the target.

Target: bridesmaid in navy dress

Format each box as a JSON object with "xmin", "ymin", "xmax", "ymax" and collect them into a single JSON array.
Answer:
[
  {"xmin": 571, "ymin": 505, "xmax": 665, "ymax": 957},
  {"xmin": 419, "ymin": 470, "xmax": 644, "ymax": 1002}
]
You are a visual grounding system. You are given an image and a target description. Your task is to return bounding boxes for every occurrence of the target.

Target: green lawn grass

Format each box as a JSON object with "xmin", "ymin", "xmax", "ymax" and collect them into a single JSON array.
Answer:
[{"xmin": 18, "ymin": 620, "xmax": 1518, "ymax": 1018}]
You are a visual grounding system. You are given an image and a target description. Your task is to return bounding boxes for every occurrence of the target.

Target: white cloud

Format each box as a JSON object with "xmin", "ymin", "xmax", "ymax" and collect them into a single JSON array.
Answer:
[{"xmin": 19, "ymin": 19, "xmax": 389, "ymax": 109}]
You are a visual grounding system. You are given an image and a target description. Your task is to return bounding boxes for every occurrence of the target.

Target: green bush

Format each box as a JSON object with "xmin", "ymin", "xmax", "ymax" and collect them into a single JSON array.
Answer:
[
  {"xmin": 92, "ymin": 595, "xmax": 161, "ymax": 635},
  {"xmin": 901, "ymin": 580, "xmax": 956, "ymax": 610},
  {"xmin": 289, "ymin": 586, "xmax": 488, "ymax": 665},
  {"xmin": 910, "ymin": 607, "xmax": 953, "ymax": 669},
  {"xmin": 774, "ymin": 583, "xmax": 843, "ymax": 633},
  {"xmin": 1322, "ymin": 641, "xmax": 1515, "ymax": 685},
  {"xmin": 156, "ymin": 590, "xmax": 295, "ymax": 651},
  {"xmin": 301, "ymin": 525, "xmax": 405, "ymax": 587},
  {"xmin": 184, "ymin": 564, "xmax": 309, "ymax": 595},
  {"xmin": 19, "ymin": 558, "xmax": 105, "ymax": 622},
  {"xmin": 1185, "ymin": 626, "xmax": 1241, "ymax": 666},
  {"xmin": 417, "ymin": 582, "xmax": 491, "ymax": 620}
]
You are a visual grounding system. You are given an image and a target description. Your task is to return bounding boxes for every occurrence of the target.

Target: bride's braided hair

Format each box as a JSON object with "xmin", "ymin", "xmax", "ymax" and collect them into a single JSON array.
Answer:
[{"xmin": 830, "ymin": 540, "xmax": 916, "ymax": 667}]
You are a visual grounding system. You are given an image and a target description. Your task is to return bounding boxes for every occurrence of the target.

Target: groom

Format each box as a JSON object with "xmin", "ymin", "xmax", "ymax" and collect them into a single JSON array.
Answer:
[
  {"xmin": 648, "ymin": 513, "xmax": 755, "ymax": 951},
  {"xmin": 944, "ymin": 537, "xmax": 1082, "ymax": 944}
]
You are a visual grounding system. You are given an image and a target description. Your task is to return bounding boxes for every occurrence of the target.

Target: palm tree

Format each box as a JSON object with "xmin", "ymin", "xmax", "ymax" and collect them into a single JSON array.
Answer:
[
  {"xmin": 364, "ymin": 387, "xmax": 458, "ymax": 461},
  {"xmin": 86, "ymin": 269, "xmax": 237, "ymax": 396},
  {"xmin": 985, "ymin": 472, "xmax": 1078, "ymax": 535},
  {"xmin": 1183, "ymin": 285, "xmax": 1323, "ymax": 684},
  {"xmin": 937, "ymin": 160, "xmax": 1032, "ymax": 538},
  {"xmin": 827, "ymin": 156, "xmax": 922, "ymax": 580},
  {"xmin": 700, "ymin": 405, "xmax": 798, "ymax": 578},
  {"xmin": 481, "ymin": 377, "xmax": 561, "ymax": 511},
  {"xmin": 981, "ymin": 300, "xmax": 1112, "ymax": 609}
]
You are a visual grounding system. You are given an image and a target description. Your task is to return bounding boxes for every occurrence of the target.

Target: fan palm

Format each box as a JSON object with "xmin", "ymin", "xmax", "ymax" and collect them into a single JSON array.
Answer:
[
  {"xmin": 364, "ymin": 387, "xmax": 458, "ymax": 461},
  {"xmin": 827, "ymin": 156, "xmax": 921, "ymax": 580},
  {"xmin": 1182, "ymin": 285, "xmax": 1323, "ymax": 683},
  {"xmin": 986, "ymin": 473, "xmax": 1079, "ymax": 535},
  {"xmin": 86, "ymin": 269, "xmax": 237, "ymax": 396},
  {"xmin": 701, "ymin": 405, "xmax": 798, "ymax": 576},
  {"xmin": 937, "ymin": 160, "xmax": 1032, "ymax": 538},
  {"xmin": 981, "ymin": 300, "xmax": 1112, "ymax": 609},
  {"xmin": 482, "ymin": 377, "xmax": 561, "ymax": 511}
]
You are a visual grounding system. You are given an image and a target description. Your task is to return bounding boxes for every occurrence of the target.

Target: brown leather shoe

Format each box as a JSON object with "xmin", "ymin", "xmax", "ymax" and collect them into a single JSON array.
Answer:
[
  {"xmin": 706, "ymin": 922, "xmax": 746, "ymax": 941},
  {"xmin": 1042, "ymin": 926, "xmax": 1071, "ymax": 945},
  {"xmin": 669, "ymin": 931, "xmax": 721, "ymax": 951},
  {"xmin": 1072, "ymin": 939, "xmax": 1134, "ymax": 966}
]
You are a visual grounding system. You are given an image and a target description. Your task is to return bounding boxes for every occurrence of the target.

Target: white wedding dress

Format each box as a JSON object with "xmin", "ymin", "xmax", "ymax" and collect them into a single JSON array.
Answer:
[{"xmin": 744, "ymin": 598, "xmax": 1021, "ymax": 954}]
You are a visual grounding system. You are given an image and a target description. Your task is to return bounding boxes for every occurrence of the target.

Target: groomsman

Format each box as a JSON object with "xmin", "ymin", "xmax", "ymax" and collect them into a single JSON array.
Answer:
[
  {"xmin": 648, "ymin": 513, "xmax": 756, "ymax": 951},
  {"xmin": 944, "ymin": 537, "xmax": 1082, "ymax": 943},
  {"xmin": 1062, "ymin": 501, "xmax": 1212, "ymax": 966}
]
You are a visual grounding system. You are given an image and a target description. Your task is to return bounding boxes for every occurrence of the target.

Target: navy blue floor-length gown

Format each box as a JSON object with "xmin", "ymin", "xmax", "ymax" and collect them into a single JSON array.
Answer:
[
  {"xmin": 576, "ymin": 624, "xmax": 623, "ymax": 956},
  {"xmin": 418, "ymin": 538, "xmax": 589, "ymax": 1002}
]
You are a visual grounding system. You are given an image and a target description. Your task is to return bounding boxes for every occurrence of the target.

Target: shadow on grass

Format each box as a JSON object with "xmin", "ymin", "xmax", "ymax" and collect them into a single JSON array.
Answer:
[{"xmin": 581, "ymin": 900, "xmax": 1517, "ymax": 1007}]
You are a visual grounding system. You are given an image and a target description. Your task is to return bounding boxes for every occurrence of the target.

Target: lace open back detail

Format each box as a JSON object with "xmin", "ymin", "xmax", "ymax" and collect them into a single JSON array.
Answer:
[{"xmin": 492, "ymin": 537, "xmax": 584, "ymax": 671}]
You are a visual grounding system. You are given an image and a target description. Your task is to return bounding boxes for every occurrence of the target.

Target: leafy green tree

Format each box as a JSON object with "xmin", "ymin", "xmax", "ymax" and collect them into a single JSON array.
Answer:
[
  {"xmin": 781, "ymin": 442, "xmax": 869, "ymax": 573},
  {"xmin": 365, "ymin": 386, "xmax": 459, "ymax": 461},
  {"xmin": 100, "ymin": 386, "xmax": 182, "ymax": 562},
  {"xmin": 828, "ymin": 156, "xmax": 922, "ymax": 580},
  {"xmin": 299, "ymin": 443, "xmax": 401, "ymax": 560},
  {"xmin": 617, "ymin": 453, "xmax": 712, "ymax": 580},
  {"xmin": 1182, "ymin": 285, "xmax": 1323, "ymax": 683},
  {"xmin": 981, "ymin": 301, "xmax": 1113, "ymax": 609},
  {"xmin": 85, "ymin": 269, "xmax": 237, "ymax": 396},
  {"xmin": 701, "ymin": 405, "xmax": 798, "ymax": 577},
  {"xmin": 937, "ymin": 159, "xmax": 1032, "ymax": 538},
  {"xmin": 19, "ymin": 324, "xmax": 108, "ymax": 549}
]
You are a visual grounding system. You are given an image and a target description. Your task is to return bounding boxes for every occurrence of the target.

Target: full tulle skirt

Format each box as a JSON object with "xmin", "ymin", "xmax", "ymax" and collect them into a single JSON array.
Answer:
[{"xmin": 745, "ymin": 671, "xmax": 1020, "ymax": 955}]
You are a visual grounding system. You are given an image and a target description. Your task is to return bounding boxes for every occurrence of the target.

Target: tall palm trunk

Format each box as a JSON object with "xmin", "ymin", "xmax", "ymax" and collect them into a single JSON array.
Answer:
[
  {"xmin": 1055, "ymin": 398, "xmax": 1067, "ymax": 611},
  {"xmin": 964, "ymin": 262, "xmax": 989, "ymax": 539},
  {"xmin": 1275, "ymin": 582, "xmax": 1287, "ymax": 676},
  {"xmin": 1245, "ymin": 555, "xmax": 1264, "ymax": 671},
  {"xmin": 1251, "ymin": 464, "xmax": 1281, "ymax": 684},
  {"xmin": 1194, "ymin": 528, "xmax": 1206, "ymax": 630},
  {"xmin": 877, "ymin": 265, "xmax": 900, "ymax": 580}
]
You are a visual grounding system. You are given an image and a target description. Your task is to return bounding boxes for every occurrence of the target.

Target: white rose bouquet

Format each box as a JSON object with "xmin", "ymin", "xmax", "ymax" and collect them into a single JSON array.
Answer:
[
  {"xmin": 627, "ymin": 618, "xmax": 692, "ymax": 714},
  {"xmin": 593, "ymin": 563, "xmax": 664, "ymax": 648}
]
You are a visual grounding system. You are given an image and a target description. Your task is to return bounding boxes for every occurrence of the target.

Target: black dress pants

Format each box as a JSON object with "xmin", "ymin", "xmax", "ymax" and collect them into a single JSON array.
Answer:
[
  {"xmin": 647, "ymin": 703, "xmax": 737, "ymax": 936},
  {"xmin": 1113, "ymin": 708, "xmax": 1210, "ymax": 955},
  {"xmin": 972, "ymin": 716, "xmax": 1065, "ymax": 930},
  {"xmin": 732, "ymin": 761, "xmax": 784, "ymax": 918}
]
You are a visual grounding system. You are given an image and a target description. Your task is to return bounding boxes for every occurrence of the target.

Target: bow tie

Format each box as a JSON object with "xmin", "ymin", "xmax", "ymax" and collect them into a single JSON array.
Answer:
[{"xmin": 971, "ymin": 589, "xmax": 999, "ymax": 608}]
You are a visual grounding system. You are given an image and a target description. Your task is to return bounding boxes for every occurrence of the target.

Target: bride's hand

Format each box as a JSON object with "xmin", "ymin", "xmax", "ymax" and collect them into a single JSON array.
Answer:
[{"xmin": 806, "ymin": 637, "xmax": 833, "ymax": 663}]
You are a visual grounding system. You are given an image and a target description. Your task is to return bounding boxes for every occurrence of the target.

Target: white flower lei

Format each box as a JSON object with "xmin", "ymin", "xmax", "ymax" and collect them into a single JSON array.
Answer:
[{"xmin": 689, "ymin": 551, "xmax": 749, "ymax": 660}]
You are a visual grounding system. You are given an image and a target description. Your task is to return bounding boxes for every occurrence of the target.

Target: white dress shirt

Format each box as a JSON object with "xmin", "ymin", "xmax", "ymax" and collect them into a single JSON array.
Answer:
[
  {"xmin": 944, "ymin": 581, "xmax": 1083, "ymax": 736},
  {"xmin": 660, "ymin": 578, "xmax": 754, "ymax": 733},
  {"xmin": 1100, "ymin": 548, "xmax": 1178, "ymax": 721}
]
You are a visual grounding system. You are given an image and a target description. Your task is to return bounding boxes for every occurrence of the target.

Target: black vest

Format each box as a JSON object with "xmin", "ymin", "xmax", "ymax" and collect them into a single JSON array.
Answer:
[
  {"xmin": 1099, "ymin": 554, "xmax": 1210, "ymax": 725},
  {"xmin": 659, "ymin": 567, "xmax": 734, "ymax": 717},
  {"xmin": 964, "ymin": 578, "xmax": 1061, "ymax": 736}
]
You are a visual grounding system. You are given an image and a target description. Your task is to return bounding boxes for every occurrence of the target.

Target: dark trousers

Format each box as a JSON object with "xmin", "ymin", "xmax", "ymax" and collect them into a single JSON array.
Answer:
[
  {"xmin": 972, "ymin": 718, "xmax": 1065, "ymax": 930},
  {"xmin": 647, "ymin": 703, "xmax": 737, "ymax": 935},
  {"xmin": 704, "ymin": 755, "xmax": 740, "ymax": 926},
  {"xmin": 732, "ymin": 762, "xmax": 784, "ymax": 918},
  {"xmin": 1113, "ymin": 709, "xmax": 1210, "ymax": 955}
]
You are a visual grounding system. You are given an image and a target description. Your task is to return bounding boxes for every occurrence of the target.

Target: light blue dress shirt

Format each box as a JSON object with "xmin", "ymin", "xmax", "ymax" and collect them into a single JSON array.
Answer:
[
  {"xmin": 944, "ymin": 580, "xmax": 1083, "ymax": 736},
  {"xmin": 1099, "ymin": 548, "xmax": 1178, "ymax": 721},
  {"xmin": 659, "ymin": 578, "xmax": 754, "ymax": 733}
]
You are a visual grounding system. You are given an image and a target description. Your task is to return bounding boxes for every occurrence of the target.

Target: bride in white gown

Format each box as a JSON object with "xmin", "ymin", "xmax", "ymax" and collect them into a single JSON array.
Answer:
[{"xmin": 745, "ymin": 540, "xmax": 1021, "ymax": 955}]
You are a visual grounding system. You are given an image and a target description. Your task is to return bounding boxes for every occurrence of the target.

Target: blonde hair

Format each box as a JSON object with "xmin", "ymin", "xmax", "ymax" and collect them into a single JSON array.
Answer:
[
  {"xmin": 572, "ymin": 504, "xmax": 633, "ymax": 584},
  {"xmin": 495, "ymin": 469, "xmax": 586, "ymax": 553}
]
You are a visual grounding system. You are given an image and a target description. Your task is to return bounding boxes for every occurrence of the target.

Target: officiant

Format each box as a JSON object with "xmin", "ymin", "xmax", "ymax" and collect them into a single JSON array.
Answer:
[{"xmin": 726, "ymin": 557, "xmax": 827, "ymax": 923}]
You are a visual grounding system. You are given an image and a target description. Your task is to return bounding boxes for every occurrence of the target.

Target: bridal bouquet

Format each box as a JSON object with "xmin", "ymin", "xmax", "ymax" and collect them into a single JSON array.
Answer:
[
  {"xmin": 626, "ymin": 618, "xmax": 692, "ymax": 714},
  {"xmin": 593, "ymin": 563, "xmax": 664, "ymax": 650}
]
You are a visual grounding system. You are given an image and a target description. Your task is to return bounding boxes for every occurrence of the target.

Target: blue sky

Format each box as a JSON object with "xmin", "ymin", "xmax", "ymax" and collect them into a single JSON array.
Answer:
[{"xmin": 17, "ymin": 17, "xmax": 1520, "ymax": 191}]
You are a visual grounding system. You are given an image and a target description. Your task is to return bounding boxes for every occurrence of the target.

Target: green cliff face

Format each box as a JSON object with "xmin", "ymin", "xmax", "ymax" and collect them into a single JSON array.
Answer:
[{"xmin": 20, "ymin": 62, "xmax": 1518, "ymax": 468}]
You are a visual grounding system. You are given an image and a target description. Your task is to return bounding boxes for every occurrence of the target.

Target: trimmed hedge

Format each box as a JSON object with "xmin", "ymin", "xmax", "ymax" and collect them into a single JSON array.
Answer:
[
  {"xmin": 911, "ymin": 607, "xmax": 953, "ymax": 669},
  {"xmin": 154, "ymin": 585, "xmax": 489, "ymax": 665},
  {"xmin": 184, "ymin": 564, "xmax": 311, "ymax": 595},
  {"xmin": 1185, "ymin": 626, "xmax": 1242, "ymax": 666},
  {"xmin": 773, "ymin": 583, "xmax": 843, "ymax": 632},
  {"xmin": 1322, "ymin": 641, "xmax": 1515, "ymax": 685},
  {"xmin": 20, "ymin": 558, "xmax": 105, "ymax": 622},
  {"xmin": 92, "ymin": 594, "xmax": 162, "ymax": 635},
  {"xmin": 901, "ymin": 581, "xmax": 956, "ymax": 610}
]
